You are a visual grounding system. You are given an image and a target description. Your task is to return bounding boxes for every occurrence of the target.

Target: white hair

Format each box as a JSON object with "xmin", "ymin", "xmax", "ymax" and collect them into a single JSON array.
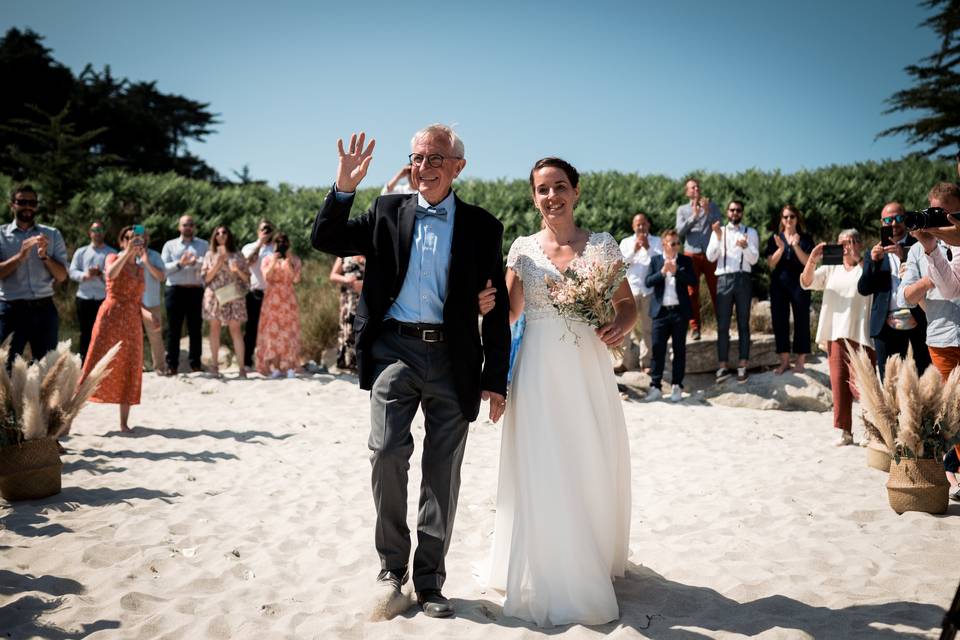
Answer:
[
  {"xmin": 411, "ymin": 123, "xmax": 464, "ymax": 158},
  {"xmin": 838, "ymin": 228, "xmax": 861, "ymax": 244}
]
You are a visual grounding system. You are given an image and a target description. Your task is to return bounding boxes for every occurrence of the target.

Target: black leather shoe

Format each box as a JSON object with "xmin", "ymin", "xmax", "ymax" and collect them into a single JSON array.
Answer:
[
  {"xmin": 376, "ymin": 568, "xmax": 408, "ymax": 594},
  {"xmin": 417, "ymin": 589, "xmax": 454, "ymax": 618}
]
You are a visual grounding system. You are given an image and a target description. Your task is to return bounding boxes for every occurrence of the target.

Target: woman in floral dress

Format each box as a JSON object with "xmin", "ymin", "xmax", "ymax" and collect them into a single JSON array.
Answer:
[
  {"xmin": 256, "ymin": 232, "xmax": 303, "ymax": 378},
  {"xmin": 201, "ymin": 225, "xmax": 250, "ymax": 377},
  {"xmin": 82, "ymin": 226, "xmax": 145, "ymax": 432},
  {"xmin": 329, "ymin": 255, "xmax": 365, "ymax": 370}
]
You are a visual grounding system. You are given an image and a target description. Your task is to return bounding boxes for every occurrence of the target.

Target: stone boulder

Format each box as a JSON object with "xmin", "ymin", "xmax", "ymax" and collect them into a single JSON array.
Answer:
[
  {"xmin": 684, "ymin": 333, "xmax": 780, "ymax": 374},
  {"xmin": 704, "ymin": 370, "xmax": 832, "ymax": 412}
]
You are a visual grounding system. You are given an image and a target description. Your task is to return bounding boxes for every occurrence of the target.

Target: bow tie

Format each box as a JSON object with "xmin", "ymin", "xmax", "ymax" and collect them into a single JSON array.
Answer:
[{"xmin": 415, "ymin": 205, "xmax": 447, "ymax": 219}]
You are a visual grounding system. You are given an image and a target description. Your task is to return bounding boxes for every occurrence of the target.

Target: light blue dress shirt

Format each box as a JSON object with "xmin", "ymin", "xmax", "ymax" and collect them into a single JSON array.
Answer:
[
  {"xmin": 161, "ymin": 236, "xmax": 209, "ymax": 286},
  {"xmin": 334, "ymin": 188, "xmax": 455, "ymax": 324},
  {"xmin": 69, "ymin": 243, "xmax": 117, "ymax": 300},
  {"xmin": 897, "ymin": 241, "xmax": 960, "ymax": 348},
  {"xmin": 0, "ymin": 222, "xmax": 68, "ymax": 301},
  {"xmin": 140, "ymin": 249, "xmax": 166, "ymax": 307}
]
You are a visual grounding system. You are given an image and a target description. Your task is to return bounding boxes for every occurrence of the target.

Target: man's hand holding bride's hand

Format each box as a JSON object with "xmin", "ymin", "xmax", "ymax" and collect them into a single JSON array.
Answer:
[
  {"xmin": 478, "ymin": 279, "xmax": 496, "ymax": 316},
  {"xmin": 596, "ymin": 322, "xmax": 627, "ymax": 348},
  {"xmin": 482, "ymin": 390, "xmax": 506, "ymax": 423},
  {"xmin": 335, "ymin": 132, "xmax": 376, "ymax": 192}
]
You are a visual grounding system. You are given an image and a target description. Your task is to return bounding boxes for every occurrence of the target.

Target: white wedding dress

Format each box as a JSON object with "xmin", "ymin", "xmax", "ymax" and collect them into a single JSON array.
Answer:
[{"xmin": 485, "ymin": 232, "xmax": 632, "ymax": 627}]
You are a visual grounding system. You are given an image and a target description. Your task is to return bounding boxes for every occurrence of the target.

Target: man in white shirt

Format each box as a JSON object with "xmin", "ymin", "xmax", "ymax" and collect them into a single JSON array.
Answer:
[
  {"xmin": 706, "ymin": 200, "xmax": 760, "ymax": 383},
  {"xmin": 241, "ymin": 219, "xmax": 275, "ymax": 369},
  {"xmin": 160, "ymin": 215, "xmax": 209, "ymax": 374},
  {"xmin": 619, "ymin": 213, "xmax": 662, "ymax": 371},
  {"xmin": 68, "ymin": 221, "xmax": 116, "ymax": 362}
]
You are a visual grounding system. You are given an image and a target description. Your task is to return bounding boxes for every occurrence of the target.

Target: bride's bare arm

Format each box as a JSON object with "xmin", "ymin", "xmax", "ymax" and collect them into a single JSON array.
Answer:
[
  {"xmin": 506, "ymin": 268, "xmax": 524, "ymax": 325},
  {"xmin": 597, "ymin": 278, "xmax": 637, "ymax": 347}
]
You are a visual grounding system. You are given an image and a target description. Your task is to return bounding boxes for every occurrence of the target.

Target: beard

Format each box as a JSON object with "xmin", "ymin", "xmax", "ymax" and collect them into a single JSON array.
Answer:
[{"xmin": 15, "ymin": 209, "xmax": 35, "ymax": 225}]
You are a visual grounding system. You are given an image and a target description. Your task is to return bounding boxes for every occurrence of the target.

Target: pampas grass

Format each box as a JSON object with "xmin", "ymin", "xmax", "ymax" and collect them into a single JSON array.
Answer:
[
  {"xmin": 895, "ymin": 355, "xmax": 923, "ymax": 457},
  {"xmin": 0, "ymin": 336, "xmax": 121, "ymax": 445},
  {"xmin": 847, "ymin": 346, "xmax": 896, "ymax": 450},
  {"xmin": 940, "ymin": 367, "xmax": 960, "ymax": 442}
]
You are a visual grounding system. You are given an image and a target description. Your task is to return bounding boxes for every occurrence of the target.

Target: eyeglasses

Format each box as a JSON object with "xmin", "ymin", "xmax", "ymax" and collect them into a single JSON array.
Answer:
[
  {"xmin": 882, "ymin": 215, "xmax": 905, "ymax": 225},
  {"xmin": 408, "ymin": 153, "xmax": 460, "ymax": 168},
  {"xmin": 728, "ymin": 207, "xmax": 743, "ymax": 213},
  {"xmin": 14, "ymin": 199, "xmax": 38, "ymax": 207},
  {"xmin": 781, "ymin": 215, "xmax": 797, "ymax": 220},
  {"xmin": 667, "ymin": 241, "xmax": 681, "ymax": 247}
]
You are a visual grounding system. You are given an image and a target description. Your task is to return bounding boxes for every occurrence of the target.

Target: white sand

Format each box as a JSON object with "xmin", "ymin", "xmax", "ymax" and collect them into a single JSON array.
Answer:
[{"xmin": 2, "ymin": 370, "xmax": 959, "ymax": 639}]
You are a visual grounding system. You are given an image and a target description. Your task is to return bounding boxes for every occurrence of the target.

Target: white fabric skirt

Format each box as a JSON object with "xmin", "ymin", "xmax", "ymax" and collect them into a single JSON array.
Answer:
[{"xmin": 485, "ymin": 316, "xmax": 632, "ymax": 627}]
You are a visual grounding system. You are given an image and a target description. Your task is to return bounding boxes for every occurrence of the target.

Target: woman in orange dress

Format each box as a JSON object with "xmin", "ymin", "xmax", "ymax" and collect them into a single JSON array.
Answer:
[
  {"xmin": 256, "ymin": 232, "xmax": 303, "ymax": 378},
  {"xmin": 82, "ymin": 225, "xmax": 145, "ymax": 431}
]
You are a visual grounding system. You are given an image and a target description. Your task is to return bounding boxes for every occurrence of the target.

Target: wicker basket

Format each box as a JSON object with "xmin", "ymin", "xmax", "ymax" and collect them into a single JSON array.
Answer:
[
  {"xmin": 0, "ymin": 438, "xmax": 62, "ymax": 501},
  {"xmin": 886, "ymin": 457, "xmax": 949, "ymax": 515},
  {"xmin": 866, "ymin": 442, "xmax": 892, "ymax": 473}
]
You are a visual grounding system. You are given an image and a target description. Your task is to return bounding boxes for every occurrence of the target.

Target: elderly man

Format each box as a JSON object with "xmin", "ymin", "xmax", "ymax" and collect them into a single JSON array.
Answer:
[
  {"xmin": 619, "ymin": 212, "xmax": 662, "ymax": 371},
  {"xmin": 312, "ymin": 125, "xmax": 510, "ymax": 618},
  {"xmin": 676, "ymin": 178, "xmax": 721, "ymax": 340},
  {"xmin": 857, "ymin": 202, "xmax": 928, "ymax": 379},
  {"xmin": 706, "ymin": 200, "xmax": 759, "ymax": 383},
  {"xmin": 69, "ymin": 220, "xmax": 116, "ymax": 362},
  {"xmin": 0, "ymin": 184, "xmax": 68, "ymax": 363},
  {"xmin": 161, "ymin": 215, "xmax": 208, "ymax": 374}
]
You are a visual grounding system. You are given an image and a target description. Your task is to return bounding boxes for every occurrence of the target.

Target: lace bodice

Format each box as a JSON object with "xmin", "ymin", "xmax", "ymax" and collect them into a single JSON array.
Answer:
[{"xmin": 507, "ymin": 232, "xmax": 623, "ymax": 321}]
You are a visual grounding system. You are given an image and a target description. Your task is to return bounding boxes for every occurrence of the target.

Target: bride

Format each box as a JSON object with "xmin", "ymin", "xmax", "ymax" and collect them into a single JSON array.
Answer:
[{"xmin": 485, "ymin": 157, "xmax": 636, "ymax": 627}]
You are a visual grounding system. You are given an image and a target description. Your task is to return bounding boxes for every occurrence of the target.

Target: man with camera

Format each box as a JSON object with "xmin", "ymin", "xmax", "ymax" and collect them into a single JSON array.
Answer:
[
  {"xmin": 242, "ymin": 219, "xmax": 276, "ymax": 369},
  {"xmin": 899, "ymin": 183, "xmax": 960, "ymax": 380},
  {"xmin": 857, "ymin": 202, "xmax": 929, "ymax": 379}
]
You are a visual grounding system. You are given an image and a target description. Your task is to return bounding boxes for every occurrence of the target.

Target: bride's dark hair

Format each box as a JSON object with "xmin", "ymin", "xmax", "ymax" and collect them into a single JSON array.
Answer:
[{"xmin": 529, "ymin": 157, "xmax": 580, "ymax": 191}]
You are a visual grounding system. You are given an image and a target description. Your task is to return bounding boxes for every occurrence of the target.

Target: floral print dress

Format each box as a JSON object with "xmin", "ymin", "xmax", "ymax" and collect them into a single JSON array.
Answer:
[
  {"xmin": 201, "ymin": 251, "xmax": 249, "ymax": 322},
  {"xmin": 256, "ymin": 254, "xmax": 302, "ymax": 374}
]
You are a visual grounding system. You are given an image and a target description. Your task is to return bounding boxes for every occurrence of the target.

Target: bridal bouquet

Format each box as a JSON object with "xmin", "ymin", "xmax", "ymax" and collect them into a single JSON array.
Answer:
[{"xmin": 545, "ymin": 243, "xmax": 627, "ymax": 356}]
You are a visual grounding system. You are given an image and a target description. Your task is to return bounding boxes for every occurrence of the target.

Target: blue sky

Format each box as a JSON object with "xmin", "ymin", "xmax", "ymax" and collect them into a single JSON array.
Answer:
[{"xmin": 3, "ymin": 0, "xmax": 937, "ymax": 188}]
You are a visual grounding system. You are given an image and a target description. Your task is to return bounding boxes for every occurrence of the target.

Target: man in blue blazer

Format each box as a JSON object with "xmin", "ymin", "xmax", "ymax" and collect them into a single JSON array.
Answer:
[
  {"xmin": 644, "ymin": 229, "xmax": 697, "ymax": 401},
  {"xmin": 857, "ymin": 202, "xmax": 929, "ymax": 379}
]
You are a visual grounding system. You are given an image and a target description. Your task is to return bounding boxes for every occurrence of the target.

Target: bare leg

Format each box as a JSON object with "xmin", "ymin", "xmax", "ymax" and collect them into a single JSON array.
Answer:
[
  {"xmin": 228, "ymin": 320, "xmax": 246, "ymax": 377},
  {"xmin": 775, "ymin": 353, "xmax": 790, "ymax": 375},
  {"xmin": 209, "ymin": 319, "xmax": 221, "ymax": 376},
  {"xmin": 120, "ymin": 404, "xmax": 131, "ymax": 431},
  {"xmin": 793, "ymin": 353, "xmax": 806, "ymax": 373}
]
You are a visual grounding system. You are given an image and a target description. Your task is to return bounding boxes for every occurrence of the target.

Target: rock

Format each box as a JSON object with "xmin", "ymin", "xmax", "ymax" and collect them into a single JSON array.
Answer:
[
  {"xmin": 683, "ymin": 333, "xmax": 780, "ymax": 374},
  {"xmin": 320, "ymin": 347, "xmax": 338, "ymax": 370},
  {"xmin": 704, "ymin": 370, "xmax": 833, "ymax": 411},
  {"xmin": 617, "ymin": 370, "xmax": 651, "ymax": 391}
]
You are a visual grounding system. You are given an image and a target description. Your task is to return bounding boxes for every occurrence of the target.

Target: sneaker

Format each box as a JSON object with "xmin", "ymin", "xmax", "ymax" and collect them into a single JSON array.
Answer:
[
  {"xmin": 951, "ymin": 486, "xmax": 960, "ymax": 502},
  {"xmin": 270, "ymin": 368, "xmax": 283, "ymax": 379},
  {"xmin": 286, "ymin": 369, "xmax": 296, "ymax": 379},
  {"xmin": 692, "ymin": 328, "xmax": 701, "ymax": 341},
  {"xmin": 670, "ymin": 385, "xmax": 683, "ymax": 402},
  {"xmin": 836, "ymin": 431, "xmax": 855, "ymax": 446},
  {"xmin": 646, "ymin": 387, "xmax": 662, "ymax": 401},
  {"xmin": 715, "ymin": 367, "xmax": 731, "ymax": 383},
  {"xmin": 737, "ymin": 367, "xmax": 748, "ymax": 383}
]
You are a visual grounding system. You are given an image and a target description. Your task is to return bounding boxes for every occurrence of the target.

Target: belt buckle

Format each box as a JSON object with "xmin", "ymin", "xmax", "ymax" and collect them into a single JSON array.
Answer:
[{"xmin": 421, "ymin": 329, "xmax": 442, "ymax": 343}]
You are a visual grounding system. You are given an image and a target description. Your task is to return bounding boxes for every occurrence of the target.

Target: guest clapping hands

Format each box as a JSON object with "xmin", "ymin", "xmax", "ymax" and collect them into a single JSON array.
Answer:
[{"xmin": 201, "ymin": 226, "xmax": 250, "ymax": 378}]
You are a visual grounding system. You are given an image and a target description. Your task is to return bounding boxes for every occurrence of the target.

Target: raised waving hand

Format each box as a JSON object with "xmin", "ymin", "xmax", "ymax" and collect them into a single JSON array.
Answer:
[{"xmin": 336, "ymin": 132, "xmax": 376, "ymax": 192}]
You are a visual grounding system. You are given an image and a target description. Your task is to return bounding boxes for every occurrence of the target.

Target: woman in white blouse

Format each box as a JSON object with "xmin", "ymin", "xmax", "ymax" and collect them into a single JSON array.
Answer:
[{"xmin": 800, "ymin": 229, "xmax": 874, "ymax": 446}]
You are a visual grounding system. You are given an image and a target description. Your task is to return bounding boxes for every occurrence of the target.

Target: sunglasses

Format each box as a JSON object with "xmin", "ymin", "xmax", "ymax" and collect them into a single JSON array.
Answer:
[
  {"xmin": 782, "ymin": 214, "xmax": 797, "ymax": 220},
  {"xmin": 882, "ymin": 215, "xmax": 905, "ymax": 225},
  {"xmin": 14, "ymin": 199, "xmax": 38, "ymax": 207},
  {"xmin": 728, "ymin": 207, "xmax": 743, "ymax": 213},
  {"xmin": 667, "ymin": 241, "xmax": 681, "ymax": 247}
]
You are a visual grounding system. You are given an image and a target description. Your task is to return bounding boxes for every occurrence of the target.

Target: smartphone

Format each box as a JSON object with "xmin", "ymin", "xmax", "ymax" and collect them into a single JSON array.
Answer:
[
  {"xmin": 880, "ymin": 225, "xmax": 894, "ymax": 247},
  {"xmin": 133, "ymin": 224, "xmax": 145, "ymax": 236},
  {"xmin": 822, "ymin": 244, "xmax": 844, "ymax": 265}
]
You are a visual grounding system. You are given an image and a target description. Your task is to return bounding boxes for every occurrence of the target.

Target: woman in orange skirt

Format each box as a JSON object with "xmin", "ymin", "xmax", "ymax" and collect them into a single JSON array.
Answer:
[
  {"xmin": 82, "ymin": 225, "xmax": 145, "ymax": 431},
  {"xmin": 256, "ymin": 232, "xmax": 303, "ymax": 378}
]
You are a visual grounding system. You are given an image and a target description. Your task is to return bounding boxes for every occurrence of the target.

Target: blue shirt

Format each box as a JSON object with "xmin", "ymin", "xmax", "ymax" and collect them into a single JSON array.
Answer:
[
  {"xmin": 334, "ymin": 188, "xmax": 455, "ymax": 324},
  {"xmin": 161, "ymin": 236, "xmax": 209, "ymax": 286},
  {"xmin": 140, "ymin": 249, "xmax": 166, "ymax": 307},
  {"xmin": 69, "ymin": 243, "xmax": 117, "ymax": 300},
  {"xmin": 897, "ymin": 241, "xmax": 960, "ymax": 348},
  {"xmin": 0, "ymin": 221, "xmax": 68, "ymax": 301}
]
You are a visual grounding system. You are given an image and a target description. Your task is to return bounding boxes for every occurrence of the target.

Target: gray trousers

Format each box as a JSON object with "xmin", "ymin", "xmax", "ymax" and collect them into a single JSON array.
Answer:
[
  {"xmin": 368, "ymin": 330, "xmax": 469, "ymax": 592},
  {"xmin": 716, "ymin": 272, "xmax": 752, "ymax": 363}
]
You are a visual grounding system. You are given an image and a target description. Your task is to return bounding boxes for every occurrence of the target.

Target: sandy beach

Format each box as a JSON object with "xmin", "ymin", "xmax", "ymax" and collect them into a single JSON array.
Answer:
[{"xmin": 2, "ymin": 367, "xmax": 959, "ymax": 639}]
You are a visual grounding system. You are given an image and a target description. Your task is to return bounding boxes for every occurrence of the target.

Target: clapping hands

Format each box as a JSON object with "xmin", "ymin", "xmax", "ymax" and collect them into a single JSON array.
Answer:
[{"xmin": 336, "ymin": 132, "xmax": 376, "ymax": 192}]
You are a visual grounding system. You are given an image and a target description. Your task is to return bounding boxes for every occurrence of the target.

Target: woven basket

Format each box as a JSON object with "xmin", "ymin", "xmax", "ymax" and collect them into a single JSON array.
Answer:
[
  {"xmin": 866, "ymin": 442, "xmax": 892, "ymax": 473},
  {"xmin": 886, "ymin": 457, "xmax": 949, "ymax": 515},
  {"xmin": 0, "ymin": 438, "xmax": 62, "ymax": 501}
]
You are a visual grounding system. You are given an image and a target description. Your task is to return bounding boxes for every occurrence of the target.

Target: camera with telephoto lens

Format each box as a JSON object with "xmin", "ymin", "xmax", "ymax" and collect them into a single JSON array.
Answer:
[{"xmin": 903, "ymin": 207, "xmax": 954, "ymax": 230}]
